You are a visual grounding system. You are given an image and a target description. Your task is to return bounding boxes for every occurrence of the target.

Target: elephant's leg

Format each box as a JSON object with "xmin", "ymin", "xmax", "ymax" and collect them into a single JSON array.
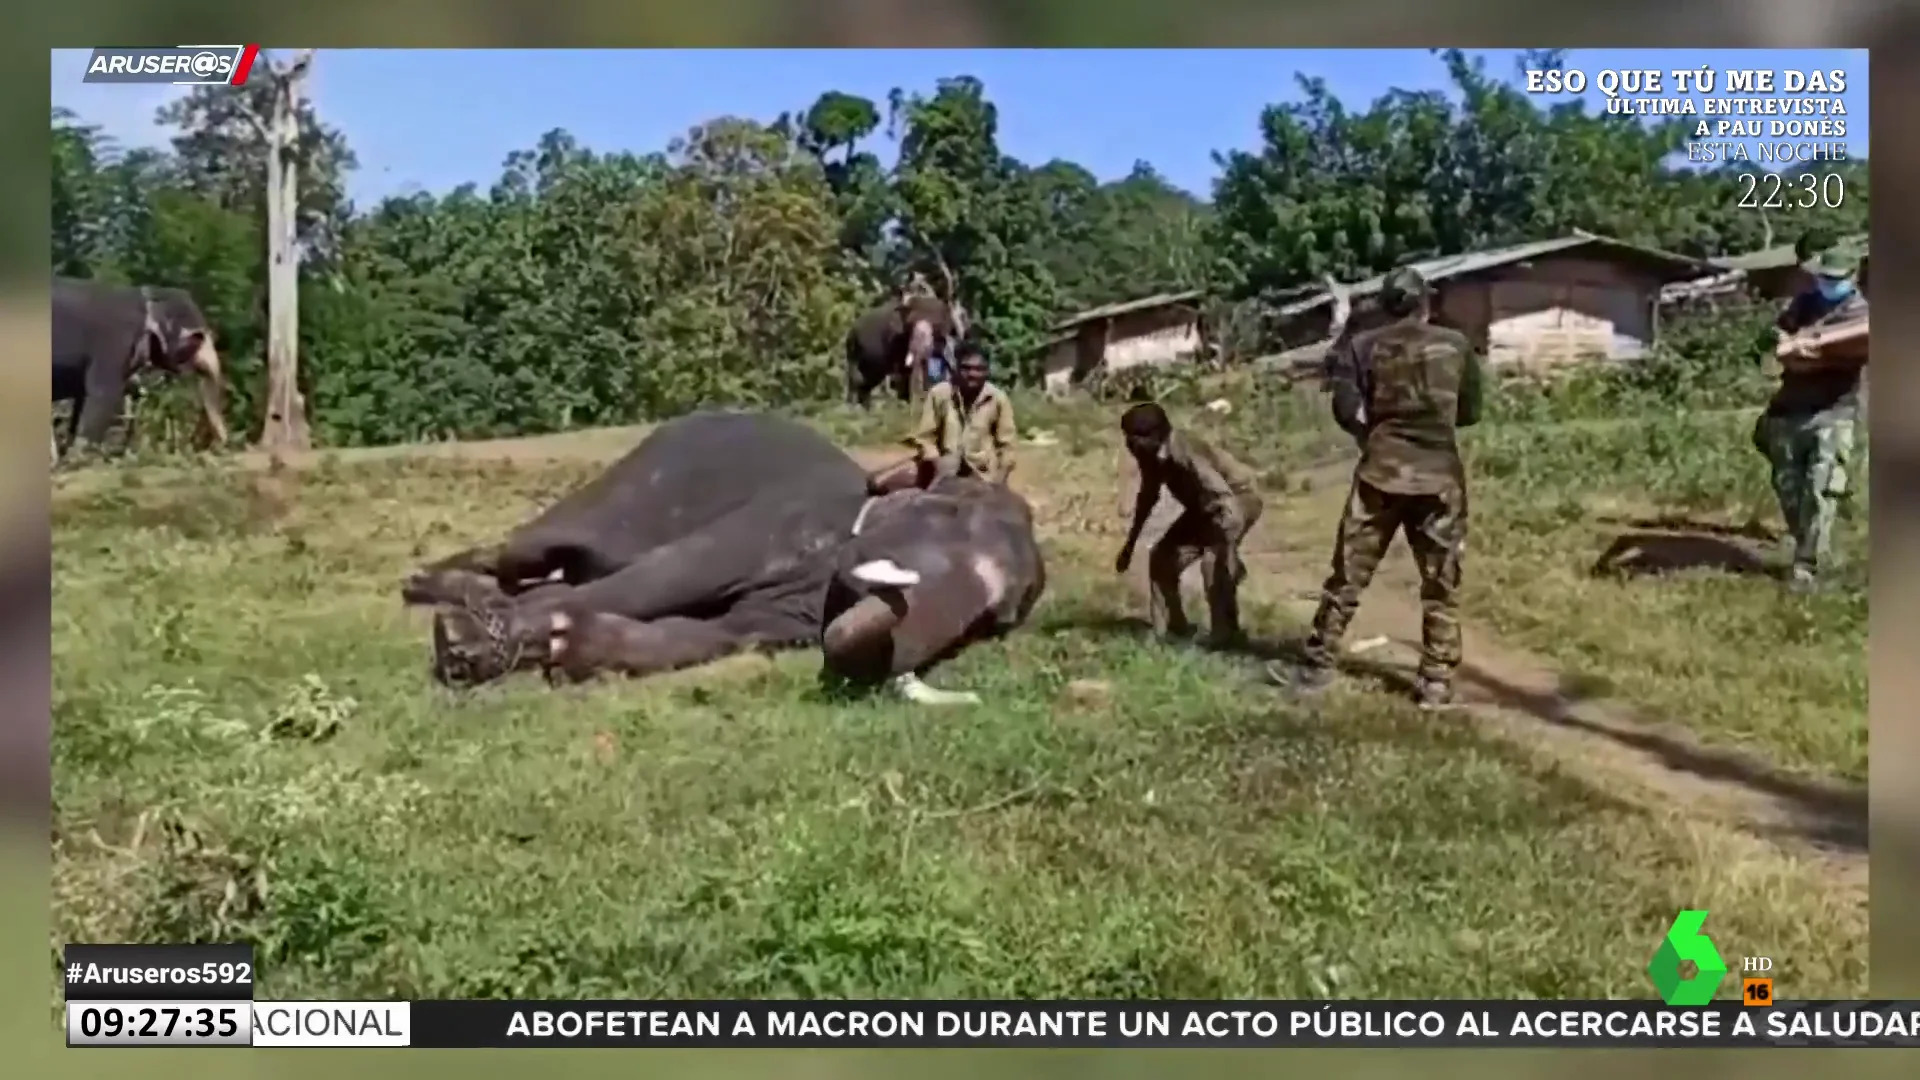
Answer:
[
  {"xmin": 543, "ymin": 603, "xmax": 808, "ymax": 684},
  {"xmin": 562, "ymin": 502, "xmax": 808, "ymax": 624},
  {"xmin": 405, "ymin": 544, "xmax": 514, "ymax": 607},
  {"xmin": 402, "ymin": 533, "xmax": 577, "ymax": 607},
  {"xmin": 854, "ymin": 368, "xmax": 880, "ymax": 410},
  {"xmin": 121, "ymin": 387, "xmax": 139, "ymax": 454},
  {"xmin": 426, "ymin": 579, "xmax": 588, "ymax": 687},
  {"xmin": 58, "ymin": 394, "xmax": 86, "ymax": 465},
  {"xmin": 845, "ymin": 351, "xmax": 866, "ymax": 408},
  {"xmin": 72, "ymin": 328, "xmax": 137, "ymax": 455}
]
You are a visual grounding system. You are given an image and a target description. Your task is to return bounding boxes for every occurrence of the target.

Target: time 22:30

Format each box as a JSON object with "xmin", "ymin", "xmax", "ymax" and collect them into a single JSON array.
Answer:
[{"xmin": 1737, "ymin": 172, "xmax": 1847, "ymax": 210}]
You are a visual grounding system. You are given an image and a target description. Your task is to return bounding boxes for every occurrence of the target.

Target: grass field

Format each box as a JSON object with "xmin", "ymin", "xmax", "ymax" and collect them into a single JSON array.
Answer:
[{"xmin": 50, "ymin": 379, "xmax": 1868, "ymax": 1001}]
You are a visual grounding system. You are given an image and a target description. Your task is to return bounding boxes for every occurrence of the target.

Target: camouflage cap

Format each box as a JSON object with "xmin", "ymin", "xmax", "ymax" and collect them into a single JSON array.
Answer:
[
  {"xmin": 1800, "ymin": 238, "xmax": 1865, "ymax": 278},
  {"xmin": 1378, "ymin": 266, "xmax": 1432, "ymax": 312}
]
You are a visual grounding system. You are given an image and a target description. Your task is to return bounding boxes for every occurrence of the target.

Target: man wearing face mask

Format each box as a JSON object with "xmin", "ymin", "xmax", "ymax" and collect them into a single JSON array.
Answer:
[{"xmin": 1757, "ymin": 233, "xmax": 1868, "ymax": 593}]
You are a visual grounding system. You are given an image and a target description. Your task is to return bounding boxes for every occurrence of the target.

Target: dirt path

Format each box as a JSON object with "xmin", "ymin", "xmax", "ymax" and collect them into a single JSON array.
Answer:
[{"xmin": 1234, "ymin": 457, "xmax": 1867, "ymax": 887}]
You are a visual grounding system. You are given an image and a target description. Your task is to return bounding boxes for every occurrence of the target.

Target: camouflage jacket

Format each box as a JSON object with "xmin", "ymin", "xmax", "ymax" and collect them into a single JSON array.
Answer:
[
  {"xmin": 1135, "ymin": 429, "xmax": 1260, "ymax": 530},
  {"xmin": 1326, "ymin": 314, "xmax": 1483, "ymax": 496}
]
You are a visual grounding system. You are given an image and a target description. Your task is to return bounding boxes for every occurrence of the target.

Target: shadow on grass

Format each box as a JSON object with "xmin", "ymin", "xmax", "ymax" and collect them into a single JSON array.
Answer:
[
  {"xmin": 1590, "ymin": 531, "xmax": 1776, "ymax": 579},
  {"xmin": 1593, "ymin": 513, "xmax": 1778, "ymax": 542},
  {"xmin": 1040, "ymin": 610, "xmax": 1305, "ymax": 665},
  {"xmin": 1325, "ymin": 647, "xmax": 1870, "ymax": 856}
]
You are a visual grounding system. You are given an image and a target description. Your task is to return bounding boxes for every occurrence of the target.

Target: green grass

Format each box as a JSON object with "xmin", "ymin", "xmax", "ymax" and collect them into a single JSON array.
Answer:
[
  {"xmin": 1462, "ymin": 410, "xmax": 1868, "ymax": 781},
  {"xmin": 52, "ymin": 387, "xmax": 1868, "ymax": 1001}
]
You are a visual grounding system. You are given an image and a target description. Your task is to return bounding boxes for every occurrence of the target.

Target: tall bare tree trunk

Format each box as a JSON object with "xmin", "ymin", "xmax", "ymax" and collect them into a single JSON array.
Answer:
[{"xmin": 257, "ymin": 50, "xmax": 315, "ymax": 458}]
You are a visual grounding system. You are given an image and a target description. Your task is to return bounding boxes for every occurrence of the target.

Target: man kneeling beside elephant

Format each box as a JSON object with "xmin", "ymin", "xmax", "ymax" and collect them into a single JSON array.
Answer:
[{"xmin": 401, "ymin": 411, "xmax": 1044, "ymax": 704}]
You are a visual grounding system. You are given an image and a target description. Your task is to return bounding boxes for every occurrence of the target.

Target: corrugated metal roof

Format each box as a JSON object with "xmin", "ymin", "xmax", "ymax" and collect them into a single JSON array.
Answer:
[
  {"xmin": 1277, "ymin": 232, "xmax": 1713, "ymax": 317},
  {"xmin": 1050, "ymin": 289, "xmax": 1204, "ymax": 332}
]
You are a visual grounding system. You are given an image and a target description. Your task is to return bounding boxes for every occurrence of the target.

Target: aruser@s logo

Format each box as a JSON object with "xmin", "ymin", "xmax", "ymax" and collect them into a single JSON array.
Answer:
[{"xmin": 1646, "ymin": 909, "xmax": 1729, "ymax": 1005}]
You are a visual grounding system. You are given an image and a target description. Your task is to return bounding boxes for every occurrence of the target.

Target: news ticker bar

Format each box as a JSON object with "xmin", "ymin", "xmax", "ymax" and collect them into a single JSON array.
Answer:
[{"xmin": 63, "ymin": 999, "xmax": 1920, "ymax": 1048}]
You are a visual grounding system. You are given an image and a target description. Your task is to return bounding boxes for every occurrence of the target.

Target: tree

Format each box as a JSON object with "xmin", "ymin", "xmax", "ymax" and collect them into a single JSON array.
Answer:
[
  {"xmin": 244, "ymin": 50, "xmax": 318, "ymax": 455},
  {"xmin": 157, "ymin": 61, "xmax": 357, "ymax": 260},
  {"xmin": 51, "ymin": 108, "xmax": 113, "ymax": 278},
  {"xmin": 1206, "ymin": 48, "xmax": 1867, "ymax": 324},
  {"xmin": 888, "ymin": 77, "xmax": 1061, "ymax": 377},
  {"xmin": 53, "ymin": 57, "xmax": 1871, "ymax": 450},
  {"xmin": 784, "ymin": 91, "xmax": 894, "ymax": 281}
]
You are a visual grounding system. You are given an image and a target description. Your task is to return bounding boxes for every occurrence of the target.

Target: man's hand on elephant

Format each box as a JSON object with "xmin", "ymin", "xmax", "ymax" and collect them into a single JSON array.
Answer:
[{"xmin": 1114, "ymin": 545, "xmax": 1134, "ymax": 574}]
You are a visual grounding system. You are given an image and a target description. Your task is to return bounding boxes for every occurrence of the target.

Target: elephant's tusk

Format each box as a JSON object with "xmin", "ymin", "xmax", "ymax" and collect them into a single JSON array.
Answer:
[
  {"xmin": 852, "ymin": 559, "xmax": 921, "ymax": 587},
  {"xmin": 893, "ymin": 673, "xmax": 981, "ymax": 706}
]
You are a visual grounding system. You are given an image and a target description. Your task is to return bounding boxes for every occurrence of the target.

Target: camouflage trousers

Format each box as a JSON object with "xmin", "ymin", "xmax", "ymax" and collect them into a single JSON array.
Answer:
[
  {"xmin": 1149, "ymin": 493, "xmax": 1263, "ymax": 645},
  {"xmin": 1754, "ymin": 408, "xmax": 1857, "ymax": 576},
  {"xmin": 1304, "ymin": 478, "xmax": 1468, "ymax": 685}
]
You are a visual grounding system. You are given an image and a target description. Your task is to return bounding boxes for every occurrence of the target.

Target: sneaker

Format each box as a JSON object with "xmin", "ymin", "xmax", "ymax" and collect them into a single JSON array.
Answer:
[
  {"xmin": 1786, "ymin": 568, "xmax": 1821, "ymax": 594},
  {"xmin": 1266, "ymin": 661, "xmax": 1335, "ymax": 695},
  {"xmin": 1415, "ymin": 678, "xmax": 1457, "ymax": 710}
]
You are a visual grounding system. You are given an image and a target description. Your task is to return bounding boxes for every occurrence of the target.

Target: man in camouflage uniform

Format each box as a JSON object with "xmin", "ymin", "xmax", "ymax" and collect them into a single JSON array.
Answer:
[
  {"xmin": 1757, "ymin": 235, "xmax": 1867, "ymax": 593},
  {"xmin": 1114, "ymin": 401, "xmax": 1263, "ymax": 648},
  {"xmin": 1273, "ymin": 266, "xmax": 1484, "ymax": 708}
]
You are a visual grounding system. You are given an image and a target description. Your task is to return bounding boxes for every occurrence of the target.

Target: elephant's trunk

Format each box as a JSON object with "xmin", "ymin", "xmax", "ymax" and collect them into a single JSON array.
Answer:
[{"xmin": 187, "ymin": 335, "xmax": 230, "ymax": 448}]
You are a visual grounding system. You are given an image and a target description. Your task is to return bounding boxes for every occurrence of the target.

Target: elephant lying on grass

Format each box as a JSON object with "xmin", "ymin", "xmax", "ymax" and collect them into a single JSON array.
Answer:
[{"xmin": 402, "ymin": 411, "xmax": 1044, "ymax": 703}]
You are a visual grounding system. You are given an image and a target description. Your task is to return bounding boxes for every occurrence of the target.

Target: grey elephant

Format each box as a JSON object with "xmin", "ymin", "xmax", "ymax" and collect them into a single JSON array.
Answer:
[
  {"xmin": 53, "ymin": 276, "xmax": 230, "ymax": 463},
  {"xmin": 818, "ymin": 469, "xmax": 1046, "ymax": 704},
  {"xmin": 844, "ymin": 292, "xmax": 966, "ymax": 409},
  {"xmin": 403, "ymin": 411, "xmax": 1044, "ymax": 704}
]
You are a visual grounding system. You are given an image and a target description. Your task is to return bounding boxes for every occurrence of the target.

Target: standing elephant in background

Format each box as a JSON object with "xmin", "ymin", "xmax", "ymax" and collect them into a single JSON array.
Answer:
[
  {"xmin": 844, "ymin": 267, "xmax": 968, "ymax": 409},
  {"xmin": 53, "ymin": 277, "xmax": 230, "ymax": 463}
]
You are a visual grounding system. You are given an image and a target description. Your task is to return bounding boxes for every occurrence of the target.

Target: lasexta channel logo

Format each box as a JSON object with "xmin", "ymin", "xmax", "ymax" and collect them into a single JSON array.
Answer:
[{"xmin": 1646, "ymin": 909, "xmax": 1729, "ymax": 1005}]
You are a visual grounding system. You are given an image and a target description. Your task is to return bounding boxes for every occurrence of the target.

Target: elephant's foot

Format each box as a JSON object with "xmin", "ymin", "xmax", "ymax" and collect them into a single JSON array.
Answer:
[
  {"xmin": 431, "ymin": 599, "xmax": 553, "ymax": 688},
  {"xmin": 404, "ymin": 566, "xmax": 504, "ymax": 607},
  {"xmin": 892, "ymin": 673, "xmax": 981, "ymax": 706}
]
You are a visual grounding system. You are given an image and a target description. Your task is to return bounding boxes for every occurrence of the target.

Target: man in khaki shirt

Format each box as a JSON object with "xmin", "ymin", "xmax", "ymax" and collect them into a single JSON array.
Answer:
[
  {"xmin": 1114, "ymin": 401, "xmax": 1263, "ymax": 648},
  {"xmin": 910, "ymin": 342, "xmax": 1017, "ymax": 484}
]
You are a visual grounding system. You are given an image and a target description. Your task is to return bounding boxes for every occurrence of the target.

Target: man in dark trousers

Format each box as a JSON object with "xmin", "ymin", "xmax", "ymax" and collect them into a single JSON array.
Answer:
[
  {"xmin": 1273, "ymin": 265, "xmax": 1484, "ymax": 708},
  {"xmin": 1114, "ymin": 401, "xmax": 1263, "ymax": 649}
]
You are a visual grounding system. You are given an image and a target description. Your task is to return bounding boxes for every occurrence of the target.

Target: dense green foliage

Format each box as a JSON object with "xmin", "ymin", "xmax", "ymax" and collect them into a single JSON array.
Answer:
[{"xmin": 52, "ymin": 50, "xmax": 1865, "ymax": 449}]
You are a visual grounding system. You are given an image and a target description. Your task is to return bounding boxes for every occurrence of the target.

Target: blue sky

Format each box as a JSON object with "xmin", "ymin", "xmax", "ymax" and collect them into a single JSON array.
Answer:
[{"xmin": 52, "ymin": 48, "xmax": 1867, "ymax": 206}]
